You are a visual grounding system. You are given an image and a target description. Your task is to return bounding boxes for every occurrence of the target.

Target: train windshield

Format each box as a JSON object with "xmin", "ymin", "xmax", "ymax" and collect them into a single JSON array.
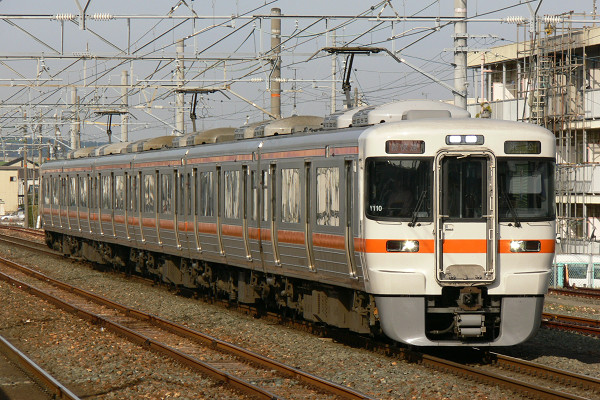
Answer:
[
  {"xmin": 497, "ymin": 158, "xmax": 555, "ymax": 221},
  {"xmin": 365, "ymin": 158, "xmax": 432, "ymax": 221}
]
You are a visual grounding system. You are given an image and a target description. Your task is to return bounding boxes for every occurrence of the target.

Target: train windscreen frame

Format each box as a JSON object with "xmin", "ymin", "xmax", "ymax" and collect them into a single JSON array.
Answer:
[
  {"xmin": 497, "ymin": 157, "xmax": 555, "ymax": 222},
  {"xmin": 365, "ymin": 157, "xmax": 433, "ymax": 221}
]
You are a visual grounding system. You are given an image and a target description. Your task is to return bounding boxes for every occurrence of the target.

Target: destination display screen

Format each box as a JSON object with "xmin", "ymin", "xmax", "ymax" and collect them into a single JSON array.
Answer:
[
  {"xmin": 385, "ymin": 140, "xmax": 425, "ymax": 154},
  {"xmin": 504, "ymin": 140, "xmax": 541, "ymax": 154}
]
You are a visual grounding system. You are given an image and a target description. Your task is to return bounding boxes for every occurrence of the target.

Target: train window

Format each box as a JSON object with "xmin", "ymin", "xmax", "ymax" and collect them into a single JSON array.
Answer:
[
  {"xmin": 198, "ymin": 171, "xmax": 214, "ymax": 217},
  {"xmin": 442, "ymin": 157, "xmax": 486, "ymax": 219},
  {"xmin": 160, "ymin": 173, "xmax": 172, "ymax": 213},
  {"xmin": 365, "ymin": 158, "xmax": 432, "ymax": 221},
  {"xmin": 43, "ymin": 179, "xmax": 50, "ymax": 205},
  {"xmin": 79, "ymin": 176, "xmax": 88, "ymax": 208},
  {"xmin": 52, "ymin": 177, "xmax": 59, "ymax": 205},
  {"xmin": 143, "ymin": 174, "xmax": 155, "ymax": 212},
  {"xmin": 250, "ymin": 171, "xmax": 258, "ymax": 221},
  {"xmin": 101, "ymin": 175, "xmax": 112, "ymax": 209},
  {"xmin": 186, "ymin": 173, "xmax": 192, "ymax": 216},
  {"xmin": 90, "ymin": 177, "xmax": 97, "ymax": 209},
  {"xmin": 316, "ymin": 167, "xmax": 340, "ymax": 226},
  {"xmin": 497, "ymin": 158, "xmax": 555, "ymax": 221},
  {"xmin": 224, "ymin": 170, "xmax": 240, "ymax": 219},
  {"xmin": 130, "ymin": 175, "xmax": 137, "ymax": 212},
  {"xmin": 115, "ymin": 175, "xmax": 125, "ymax": 210},
  {"xmin": 281, "ymin": 168, "xmax": 300, "ymax": 223},
  {"xmin": 262, "ymin": 170, "xmax": 269, "ymax": 222},
  {"xmin": 68, "ymin": 177, "xmax": 77, "ymax": 206},
  {"xmin": 60, "ymin": 177, "xmax": 67, "ymax": 206}
]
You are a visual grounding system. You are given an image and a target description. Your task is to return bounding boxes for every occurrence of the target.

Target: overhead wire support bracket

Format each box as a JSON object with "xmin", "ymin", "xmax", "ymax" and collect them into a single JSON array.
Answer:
[
  {"xmin": 310, "ymin": 46, "xmax": 464, "ymax": 99},
  {"xmin": 94, "ymin": 109, "xmax": 127, "ymax": 144}
]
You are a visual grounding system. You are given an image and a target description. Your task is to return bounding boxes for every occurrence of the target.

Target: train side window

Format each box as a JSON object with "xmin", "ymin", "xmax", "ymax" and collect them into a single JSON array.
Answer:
[
  {"xmin": 250, "ymin": 171, "xmax": 257, "ymax": 221},
  {"xmin": 198, "ymin": 171, "xmax": 214, "ymax": 217},
  {"xmin": 90, "ymin": 177, "xmax": 97, "ymax": 209},
  {"xmin": 79, "ymin": 176, "xmax": 88, "ymax": 208},
  {"xmin": 186, "ymin": 173, "xmax": 192, "ymax": 216},
  {"xmin": 52, "ymin": 177, "xmax": 59, "ymax": 205},
  {"xmin": 178, "ymin": 172, "xmax": 185, "ymax": 215},
  {"xmin": 115, "ymin": 175, "xmax": 125, "ymax": 210},
  {"xmin": 68, "ymin": 176, "xmax": 77, "ymax": 207},
  {"xmin": 100, "ymin": 175, "xmax": 111, "ymax": 209},
  {"xmin": 143, "ymin": 174, "xmax": 155, "ymax": 212},
  {"xmin": 60, "ymin": 177, "xmax": 67, "ymax": 206},
  {"xmin": 262, "ymin": 170, "xmax": 269, "ymax": 222},
  {"xmin": 160, "ymin": 173, "xmax": 172, "ymax": 213},
  {"xmin": 316, "ymin": 167, "xmax": 340, "ymax": 226},
  {"xmin": 224, "ymin": 170, "xmax": 240, "ymax": 219},
  {"xmin": 131, "ymin": 175, "xmax": 138, "ymax": 212},
  {"xmin": 43, "ymin": 178, "xmax": 50, "ymax": 205},
  {"xmin": 281, "ymin": 168, "xmax": 300, "ymax": 223}
]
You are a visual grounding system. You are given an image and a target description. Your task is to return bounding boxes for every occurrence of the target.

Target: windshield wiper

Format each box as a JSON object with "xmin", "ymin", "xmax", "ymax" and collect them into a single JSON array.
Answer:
[
  {"xmin": 408, "ymin": 189, "xmax": 427, "ymax": 227},
  {"xmin": 501, "ymin": 190, "xmax": 521, "ymax": 228}
]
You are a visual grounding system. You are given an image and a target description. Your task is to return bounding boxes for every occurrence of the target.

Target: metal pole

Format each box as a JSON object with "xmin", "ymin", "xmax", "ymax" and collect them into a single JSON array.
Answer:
[
  {"xmin": 270, "ymin": 7, "xmax": 282, "ymax": 119},
  {"xmin": 70, "ymin": 87, "xmax": 80, "ymax": 149},
  {"xmin": 453, "ymin": 0, "xmax": 467, "ymax": 109},
  {"xmin": 176, "ymin": 39, "xmax": 185, "ymax": 135},
  {"xmin": 23, "ymin": 143, "xmax": 28, "ymax": 228},
  {"xmin": 121, "ymin": 70, "xmax": 129, "ymax": 142},
  {"xmin": 331, "ymin": 29, "xmax": 336, "ymax": 113}
]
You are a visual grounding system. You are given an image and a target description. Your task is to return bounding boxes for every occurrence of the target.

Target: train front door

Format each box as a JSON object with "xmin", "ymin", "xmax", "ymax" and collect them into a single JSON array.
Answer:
[{"xmin": 435, "ymin": 151, "xmax": 496, "ymax": 285}]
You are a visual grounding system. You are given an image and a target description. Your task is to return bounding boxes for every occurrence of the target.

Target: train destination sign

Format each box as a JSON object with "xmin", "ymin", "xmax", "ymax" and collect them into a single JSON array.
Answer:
[{"xmin": 385, "ymin": 140, "xmax": 424, "ymax": 154}]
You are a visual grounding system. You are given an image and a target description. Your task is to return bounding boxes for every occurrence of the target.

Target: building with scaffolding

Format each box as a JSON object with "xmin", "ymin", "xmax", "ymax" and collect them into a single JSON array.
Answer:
[{"xmin": 467, "ymin": 15, "xmax": 600, "ymax": 287}]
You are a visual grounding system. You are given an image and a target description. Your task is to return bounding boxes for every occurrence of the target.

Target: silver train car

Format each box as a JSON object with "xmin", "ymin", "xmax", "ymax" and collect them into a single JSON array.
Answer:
[{"xmin": 40, "ymin": 100, "xmax": 556, "ymax": 346}]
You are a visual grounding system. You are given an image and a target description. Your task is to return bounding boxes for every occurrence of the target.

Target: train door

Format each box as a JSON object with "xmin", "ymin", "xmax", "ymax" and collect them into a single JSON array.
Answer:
[
  {"xmin": 435, "ymin": 151, "xmax": 496, "ymax": 284},
  {"xmin": 304, "ymin": 162, "xmax": 315, "ymax": 270},
  {"xmin": 247, "ymin": 167, "xmax": 263, "ymax": 267},
  {"xmin": 241, "ymin": 165, "xmax": 252, "ymax": 261}
]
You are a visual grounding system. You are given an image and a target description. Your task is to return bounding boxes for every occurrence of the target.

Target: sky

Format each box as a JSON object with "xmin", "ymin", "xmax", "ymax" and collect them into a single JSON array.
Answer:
[{"xmin": 0, "ymin": 0, "xmax": 599, "ymax": 148}]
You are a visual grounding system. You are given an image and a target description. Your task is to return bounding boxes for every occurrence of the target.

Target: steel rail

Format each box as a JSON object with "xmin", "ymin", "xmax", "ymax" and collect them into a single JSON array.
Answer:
[
  {"xmin": 543, "ymin": 313, "xmax": 600, "ymax": 337},
  {"xmin": 548, "ymin": 287, "xmax": 600, "ymax": 300},
  {"xmin": 488, "ymin": 352, "xmax": 600, "ymax": 394},
  {"xmin": 408, "ymin": 351, "xmax": 588, "ymax": 400},
  {"xmin": 0, "ymin": 334, "xmax": 81, "ymax": 400},
  {"xmin": 0, "ymin": 255, "xmax": 374, "ymax": 400}
]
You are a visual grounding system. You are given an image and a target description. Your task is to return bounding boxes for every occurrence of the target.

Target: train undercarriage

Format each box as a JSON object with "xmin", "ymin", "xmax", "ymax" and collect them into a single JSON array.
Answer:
[
  {"xmin": 47, "ymin": 231, "xmax": 378, "ymax": 336},
  {"xmin": 46, "ymin": 231, "xmax": 538, "ymax": 345}
]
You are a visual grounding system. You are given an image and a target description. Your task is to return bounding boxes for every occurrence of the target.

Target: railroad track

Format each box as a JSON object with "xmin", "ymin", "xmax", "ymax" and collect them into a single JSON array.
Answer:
[
  {"xmin": 0, "ymin": 333, "xmax": 80, "ymax": 400},
  {"xmin": 0, "ymin": 225, "xmax": 46, "ymax": 239},
  {"xmin": 548, "ymin": 287, "xmax": 600, "ymax": 300},
  {"xmin": 1, "ymin": 233, "xmax": 599, "ymax": 399},
  {"xmin": 0, "ymin": 255, "xmax": 374, "ymax": 400},
  {"xmin": 543, "ymin": 312, "xmax": 600, "ymax": 337}
]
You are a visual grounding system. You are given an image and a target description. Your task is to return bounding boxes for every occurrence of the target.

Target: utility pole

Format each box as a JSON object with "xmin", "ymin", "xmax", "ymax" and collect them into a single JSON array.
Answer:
[
  {"xmin": 454, "ymin": 0, "xmax": 468, "ymax": 109},
  {"xmin": 22, "ymin": 116, "xmax": 28, "ymax": 228},
  {"xmin": 121, "ymin": 70, "xmax": 129, "ymax": 142},
  {"xmin": 270, "ymin": 7, "xmax": 282, "ymax": 119},
  {"xmin": 176, "ymin": 39, "xmax": 185, "ymax": 135},
  {"xmin": 331, "ymin": 30, "xmax": 337, "ymax": 113},
  {"xmin": 70, "ymin": 87, "xmax": 80, "ymax": 149}
]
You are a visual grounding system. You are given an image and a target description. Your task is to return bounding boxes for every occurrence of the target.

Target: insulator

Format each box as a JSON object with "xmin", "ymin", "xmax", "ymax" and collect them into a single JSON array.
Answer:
[
  {"xmin": 504, "ymin": 16, "xmax": 526, "ymax": 24},
  {"xmin": 91, "ymin": 13, "xmax": 114, "ymax": 21},
  {"xmin": 542, "ymin": 15, "xmax": 562, "ymax": 24},
  {"xmin": 54, "ymin": 13, "xmax": 75, "ymax": 21}
]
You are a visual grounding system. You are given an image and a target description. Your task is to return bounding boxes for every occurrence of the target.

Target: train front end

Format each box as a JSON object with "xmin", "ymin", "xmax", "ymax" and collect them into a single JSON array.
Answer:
[{"xmin": 360, "ymin": 118, "xmax": 556, "ymax": 346}]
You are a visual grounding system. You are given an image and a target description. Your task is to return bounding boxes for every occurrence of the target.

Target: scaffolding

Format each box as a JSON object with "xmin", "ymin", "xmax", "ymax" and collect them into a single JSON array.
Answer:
[{"xmin": 517, "ymin": 14, "xmax": 591, "ymax": 256}]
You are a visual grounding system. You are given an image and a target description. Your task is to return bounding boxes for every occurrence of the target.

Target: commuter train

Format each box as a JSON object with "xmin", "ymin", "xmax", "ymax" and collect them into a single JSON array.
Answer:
[{"xmin": 40, "ymin": 100, "xmax": 556, "ymax": 346}]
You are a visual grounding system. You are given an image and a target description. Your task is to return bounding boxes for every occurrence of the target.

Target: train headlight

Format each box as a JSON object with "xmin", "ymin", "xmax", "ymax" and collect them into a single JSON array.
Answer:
[
  {"xmin": 509, "ymin": 240, "xmax": 541, "ymax": 252},
  {"xmin": 445, "ymin": 135, "xmax": 484, "ymax": 145},
  {"xmin": 386, "ymin": 240, "xmax": 419, "ymax": 252}
]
